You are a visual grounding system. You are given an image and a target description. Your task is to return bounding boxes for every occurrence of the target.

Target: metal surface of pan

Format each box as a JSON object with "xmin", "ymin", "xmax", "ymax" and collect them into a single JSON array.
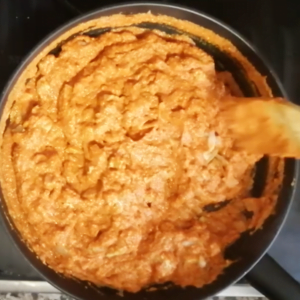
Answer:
[{"xmin": 0, "ymin": 3, "xmax": 300, "ymax": 300}]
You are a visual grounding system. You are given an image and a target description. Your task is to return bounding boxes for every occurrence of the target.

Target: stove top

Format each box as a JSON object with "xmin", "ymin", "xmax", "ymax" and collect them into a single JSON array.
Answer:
[{"xmin": 0, "ymin": 0, "xmax": 300, "ymax": 285}]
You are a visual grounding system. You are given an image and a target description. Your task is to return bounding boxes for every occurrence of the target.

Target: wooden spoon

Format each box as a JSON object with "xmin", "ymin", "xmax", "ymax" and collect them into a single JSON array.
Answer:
[{"xmin": 221, "ymin": 97, "xmax": 300, "ymax": 158}]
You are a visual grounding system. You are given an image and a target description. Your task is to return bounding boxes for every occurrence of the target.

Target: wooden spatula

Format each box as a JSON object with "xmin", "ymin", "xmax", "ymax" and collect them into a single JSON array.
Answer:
[{"xmin": 221, "ymin": 97, "xmax": 300, "ymax": 158}]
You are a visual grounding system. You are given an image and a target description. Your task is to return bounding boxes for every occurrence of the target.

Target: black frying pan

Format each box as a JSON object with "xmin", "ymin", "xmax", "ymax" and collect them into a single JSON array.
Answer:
[{"xmin": 1, "ymin": 3, "xmax": 300, "ymax": 300}]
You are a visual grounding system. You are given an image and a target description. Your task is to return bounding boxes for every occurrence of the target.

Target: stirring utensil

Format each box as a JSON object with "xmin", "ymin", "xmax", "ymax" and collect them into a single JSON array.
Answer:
[{"xmin": 221, "ymin": 97, "xmax": 300, "ymax": 158}]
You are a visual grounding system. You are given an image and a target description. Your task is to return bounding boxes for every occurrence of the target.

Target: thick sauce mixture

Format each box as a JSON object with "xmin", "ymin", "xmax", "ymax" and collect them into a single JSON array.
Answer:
[{"xmin": 0, "ymin": 23, "xmax": 278, "ymax": 292}]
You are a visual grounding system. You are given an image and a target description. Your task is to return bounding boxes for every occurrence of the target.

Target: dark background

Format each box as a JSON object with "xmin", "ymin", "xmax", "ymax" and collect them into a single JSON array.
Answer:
[{"xmin": 0, "ymin": 0, "xmax": 300, "ymax": 283}]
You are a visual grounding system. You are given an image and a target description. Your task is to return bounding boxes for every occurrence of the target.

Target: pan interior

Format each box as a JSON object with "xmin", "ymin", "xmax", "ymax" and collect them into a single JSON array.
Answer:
[{"xmin": 1, "ymin": 18, "xmax": 290, "ymax": 300}]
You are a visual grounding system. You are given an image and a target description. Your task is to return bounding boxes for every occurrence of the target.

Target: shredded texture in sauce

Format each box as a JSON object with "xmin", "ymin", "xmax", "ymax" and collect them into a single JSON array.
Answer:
[{"xmin": 0, "ymin": 23, "xmax": 279, "ymax": 292}]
